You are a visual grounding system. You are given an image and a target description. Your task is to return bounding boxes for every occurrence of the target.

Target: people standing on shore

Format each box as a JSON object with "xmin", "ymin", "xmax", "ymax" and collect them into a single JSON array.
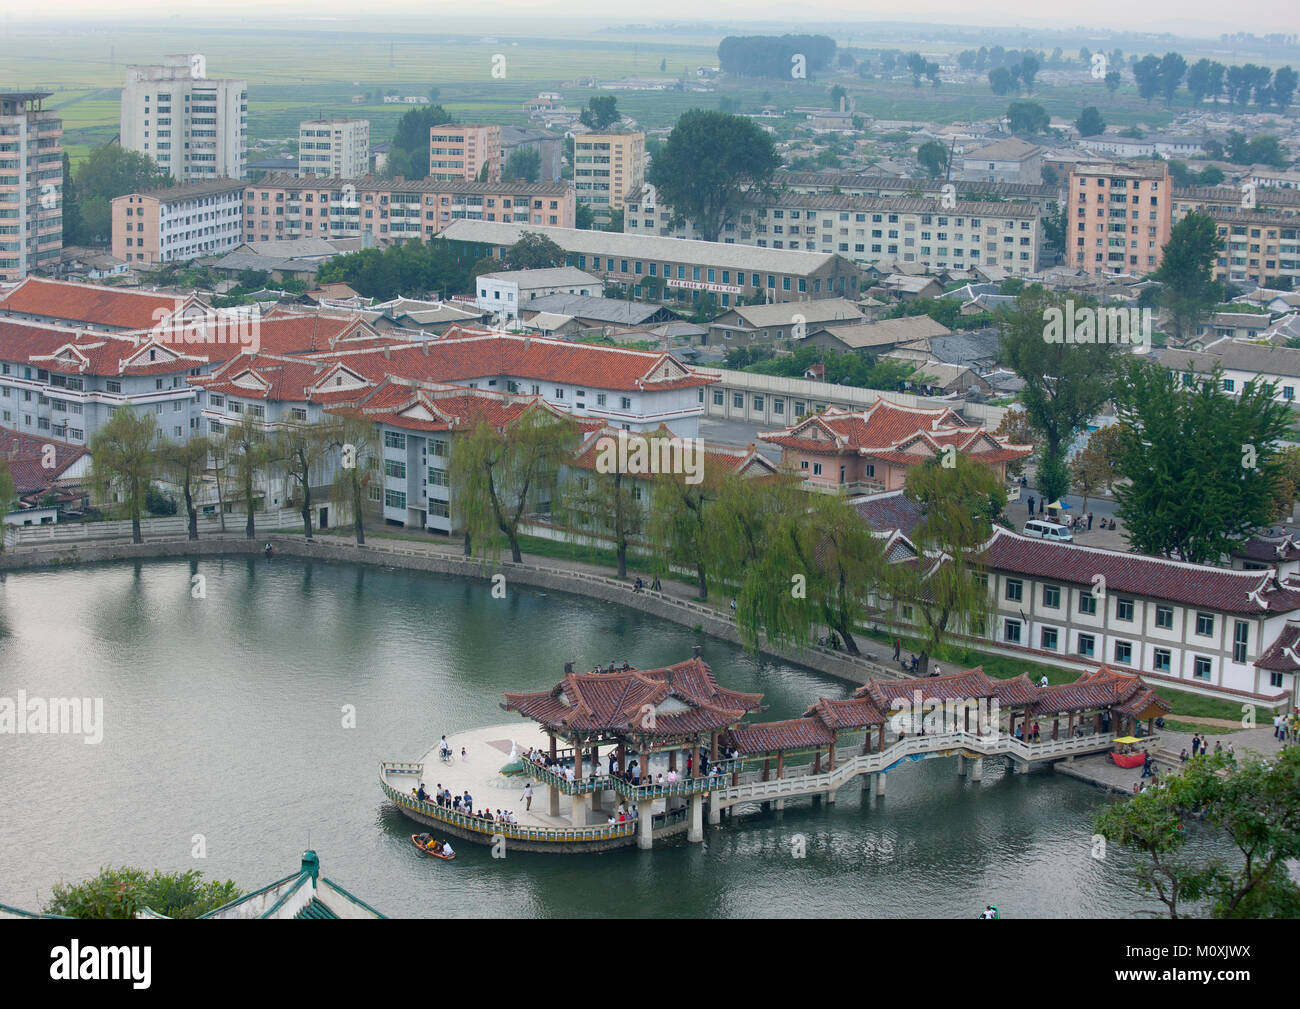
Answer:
[{"xmin": 1191, "ymin": 734, "xmax": 1201, "ymax": 757}]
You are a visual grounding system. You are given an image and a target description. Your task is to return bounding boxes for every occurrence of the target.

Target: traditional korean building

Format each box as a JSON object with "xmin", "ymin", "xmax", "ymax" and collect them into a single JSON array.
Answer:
[{"xmin": 759, "ymin": 399, "xmax": 1031, "ymax": 495}]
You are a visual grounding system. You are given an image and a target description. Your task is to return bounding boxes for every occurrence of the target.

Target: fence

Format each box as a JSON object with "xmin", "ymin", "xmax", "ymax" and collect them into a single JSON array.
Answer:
[{"xmin": 3, "ymin": 508, "xmax": 303, "ymax": 549}]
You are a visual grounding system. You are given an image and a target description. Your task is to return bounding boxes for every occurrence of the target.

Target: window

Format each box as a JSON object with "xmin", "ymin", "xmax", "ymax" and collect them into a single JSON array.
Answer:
[
  {"xmin": 1155, "ymin": 605, "xmax": 1173, "ymax": 629},
  {"xmin": 713, "ymin": 390, "xmax": 724, "ymax": 406},
  {"xmin": 1114, "ymin": 641, "xmax": 1132, "ymax": 665},
  {"xmin": 1040, "ymin": 627, "xmax": 1058, "ymax": 651},
  {"xmin": 107, "ymin": 380, "xmax": 122, "ymax": 394},
  {"xmin": 597, "ymin": 393, "xmax": 607, "ymax": 406},
  {"xmin": 384, "ymin": 490, "xmax": 406, "ymax": 510},
  {"xmin": 1195, "ymin": 612, "xmax": 1214, "ymax": 636},
  {"xmin": 1233, "ymin": 620, "xmax": 1248, "ymax": 663},
  {"xmin": 384, "ymin": 430, "xmax": 406, "ymax": 449},
  {"xmin": 812, "ymin": 463, "xmax": 822, "ymax": 476},
  {"xmin": 733, "ymin": 394, "xmax": 743, "ymax": 409},
  {"xmin": 384, "ymin": 460, "xmax": 406, "ymax": 479},
  {"xmin": 620, "ymin": 397, "xmax": 631, "ymax": 411},
  {"xmin": 1193, "ymin": 656, "xmax": 1212, "ymax": 680},
  {"xmin": 1077, "ymin": 634, "xmax": 1095, "ymax": 658},
  {"xmin": 1005, "ymin": 579, "xmax": 1022, "ymax": 602},
  {"xmin": 291, "ymin": 407, "xmax": 307, "ymax": 421},
  {"xmin": 1153, "ymin": 648, "xmax": 1171, "ymax": 672},
  {"xmin": 431, "ymin": 439, "xmax": 447, "ymax": 457},
  {"xmin": 1078, "ymin": 592, "xmax": 1096, "ymax": 615},
  {"xmin": 1116, "ymin": 598, "xmax": 1134, "ymax": 622},
  {"xmin": 427, "ymin": 467, "xmax": 448, "ymax": 486},
  {"xmin": 1042, "ymin": 585, "xmax": 1060, "ymax": 608},
  {"xmin": 1004, "ymin": 619, "xmax": 1022, "ymax": 644}
]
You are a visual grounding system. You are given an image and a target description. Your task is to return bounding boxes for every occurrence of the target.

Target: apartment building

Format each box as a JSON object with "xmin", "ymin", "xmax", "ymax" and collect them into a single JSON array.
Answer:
[
  {"xmin": 120, "ymin": 55, "xmax": 248, "ymax": 182},
  {"xmin": 440, "ymin": 220, "xmax": 865, "ymax": 311},
  {"xmin": 475, "ymin": 266, "xmax": 601, "ymax": 319},
  {"xmin": 1173, "ymin": 183, "xmax": 1300, "ymax": 223},
  {"xmin": 0, "ymin": 92, "xmax": 62, "ymax": 282},
  {"xmin": 573, "ymin": 130, "xmax": 644, "ymax": 211},
  {"xmin": 958, "ymin": 137, "xmax": 1044, "ymax": 185},
  {"xmin": 298, "ymin": 119, "xmax": 370, "ymax": 179},
  {"xmin": 501, "ymin": 126, "xmax": 563, "ymax": 182},
  {"xmin": 1162, "ymin": 341, "xmax": 1300, "ymax": 405},
  {"xmin": 627, "ymin": 188, "xmax": 1042, "ymax": 276},
  {"xmin": 242, "ymin": 174, "xmax": 574, "ymax": 244},
  {"xmin": 111, "ymin": 179, "xmax": 245, "ymax": 265},
  {"xmin": 429, "ymin": 123, "xmax": 500, "ymax": 182},
  {"xmin": 1066, "ymin": 161, "xmax": 1172, "ymax": 276},
  {"xmin": 1205, "ymin": 210, "xmax": 1300, "ymax": 288}
]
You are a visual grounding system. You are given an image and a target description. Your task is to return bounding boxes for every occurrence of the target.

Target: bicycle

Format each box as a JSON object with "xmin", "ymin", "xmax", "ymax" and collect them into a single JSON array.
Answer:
[{"xmin": 439, "ymin": 748, "xmax": 454, "ymax": 765}]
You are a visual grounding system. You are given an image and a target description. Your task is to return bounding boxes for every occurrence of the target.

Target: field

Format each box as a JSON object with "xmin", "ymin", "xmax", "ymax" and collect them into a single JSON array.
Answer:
[{"xmin": 0, "ymin": 18, "xmax": 1246, "ymax": 167}]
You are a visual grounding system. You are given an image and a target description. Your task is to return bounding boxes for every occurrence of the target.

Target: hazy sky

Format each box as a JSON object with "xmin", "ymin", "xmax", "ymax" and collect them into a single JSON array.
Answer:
[{"xmin": 6, "ymin": 1, "xmax": 1299, "ymax": 37}]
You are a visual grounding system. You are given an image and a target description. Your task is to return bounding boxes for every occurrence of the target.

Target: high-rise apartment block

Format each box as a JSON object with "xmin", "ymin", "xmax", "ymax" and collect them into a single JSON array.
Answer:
[
  {"xmin": 298, "ymin": 119, "xmax": 370, "ymax": 179},
  {"xmin": 1067, "ymin": 161, "xmax": 1171, "ymax": 276},
  {"xmin": 0, "ymin": 92, "xmax": 62, "ymax": 282},
  {"xmin": 120, "ymin": 55, "xmax": 247, "ymax": 182},
  {"xmin": 573, "ymin": 130, "xmax": 644, "ymax": 212},
  {"xmin": 429, "ymin": 123, "xmax": 500, "ymax": 182}
]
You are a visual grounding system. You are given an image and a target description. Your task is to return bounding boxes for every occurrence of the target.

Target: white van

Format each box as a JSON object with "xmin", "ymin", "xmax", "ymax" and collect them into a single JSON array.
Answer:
[{"xmin": 1024, "ymin": 519, "xmax": 1074, "ymax": 543}]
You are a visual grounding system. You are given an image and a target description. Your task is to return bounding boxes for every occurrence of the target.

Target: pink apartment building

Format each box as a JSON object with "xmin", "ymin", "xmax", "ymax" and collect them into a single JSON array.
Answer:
[
  {"xmin": 429, "ymin": 123, "xmax": 501, "ymax": 182},
  {"xmin": 1067, "ymin": 161, "xmax": 1172, "ymax": 276}
]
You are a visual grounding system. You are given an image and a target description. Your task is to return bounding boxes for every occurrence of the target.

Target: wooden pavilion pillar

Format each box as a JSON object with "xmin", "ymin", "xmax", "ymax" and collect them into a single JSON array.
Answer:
[
  {"xmin": 813, "ymin": 749, "xmax": 822, "ymax": 774},
  {"xmin": 668, "ymin": 749, "xmax": 677, "ymax": 772},
  {"xmin": 690, "ymin": 738, "xmax": 700, "ymax": 780},
  {"xmin": 549, "ymin": 733, "xmax": 557, "ymax": 761},
  {"xmin": 1068, "ymin": 712, "xmax": 1075, "ymax": 737},
  {"xmin": 762, "ymin": 757, "xmax": 770, "ymax": 782},
  {"xmin": 829, "ymin": 739, "xmax": 836, "ymax": 771},
  {"xmin": 878, "ymin": 724, "xmax": 885, "ymax": 750},
  {"xmin": 776, "ymin": 750, "xmax": 785, "ymax": 780},
  {"xmin": 1052, "ymin": 718, "xmax": 1059, "ymax": 741}
]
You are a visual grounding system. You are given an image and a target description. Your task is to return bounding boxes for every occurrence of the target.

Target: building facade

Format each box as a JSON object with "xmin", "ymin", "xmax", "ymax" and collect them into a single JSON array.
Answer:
[
  {"xmin": 242, "ymin": 174, "xmax": 574, "ymax": 244},
  {"xmin": 298, "ymin": 119, "xmax": 370, "ymax": 179},
  {"xmin": 112, "ymin": 179, "xmax": 245, "ymax": 265},
  {"xmin": 475, "ymin": 266, "xmax": 602, "ymax": 318},
  {"xmin": 1066, "ymin": 161, "xmax": 1171, "ymax": 276},
  {"xmin": 120, "ymin": 55, "xmax": 248, "ymax": 182},
  {"xmin": 574, "ymin": 131, "xmax": 644, "ymax": 211},
  {"xmin": 0, "ymin": 92, "xmax": 62, "ymax": 282},
  {"xmin": 429, "ymin": 123, "xmax": 501, "ymax": 182}
]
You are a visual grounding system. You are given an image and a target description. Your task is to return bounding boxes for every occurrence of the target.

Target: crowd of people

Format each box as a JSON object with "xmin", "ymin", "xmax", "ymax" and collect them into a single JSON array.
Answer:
[
  {"xmin": 414, "ymin": 781, "xmax": 521, "ymax": 825},
  {"xmin": 521, "ymin": 743, "xmax": 741, "ymax": 789}
]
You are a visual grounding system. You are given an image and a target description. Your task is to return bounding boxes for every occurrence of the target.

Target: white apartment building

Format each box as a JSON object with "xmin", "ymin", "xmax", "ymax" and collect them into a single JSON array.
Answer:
[
  {"xmin": 298, "ymin": 119, "xmax": 370, "ymax": 179},
  {"xmin": 475, "ymin": 266, "xmax": 601, "ymax": 318},
  {"xmin": 120, "ymin": 55, "xmax": 248, "ymax": 182},
  {"xmin": 0, "ymin": 92, "xmax": 63, "ymax": 282},
  {"xmin": 112, "ymin": 179, "xmax": 245, "ymax": 265}
]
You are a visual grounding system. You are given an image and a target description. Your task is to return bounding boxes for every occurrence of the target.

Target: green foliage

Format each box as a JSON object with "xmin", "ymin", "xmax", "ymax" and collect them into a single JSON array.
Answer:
[
  {"xmin": 717, "ymin": 34, "xmax": 836, "ymax": 79},
  {"xmin": 1075, "ymin": 106, "xmax": 1105, "ymax": 137},
  {"xmin": 996, "ymin": 286, "xmax": 1120, "ymax": 458},
  {"xmin": 1154, "ymin": 213, "xmax": 1225, "ymax": 343},
  {"xmin": 648, "ymin": 109, "xmax": 780, "ymax": 242},
  {"xmin": 735, "ymin": 345, "xmax": 914, "ymax": 392},
  {"xmin": 1036, "ymin": 443, "xmax": 1071, "ymax": 504},
  {"xmin": 1096, "ymin": 748, "xmax": 1300, "ymax": 918},
  {"xmin": 916, "ymin": 140, "xmax": 950, "ymax": 179},
  {"xmin": 89, "ymin": 406, "xmax": 158, "ymax": 543},
  {"xmin": 44, "ymin": 866, "xmax": 241, "ymax": 919},
  {"xmin": 144, "ymin": 483, "xmax": 177, "ymax": 516},
  {"xmin": 579, "ymin": 96, "xmax": 620, "ymax": 130},
  {"xmin": 71, "ymin": 144, "xmax": 171, "ymax": 244},
  {"xmin": 503, "ymin": 231, "xmax": 566, "ymax": 270},
  {"xmin": 387, "ymin": 104, "xmax": 454, "ymax": 178},
  {"xmin": 315, "ymin": 238, "xmax": 474, "ymax": 300},
  {"xmin": 1223, "ymin": 131, "xmax": 1287, "ymax": 168},
  {"xmin": 1006, "ymin": 100, "xmax": 1049, "ymax": 133},
  {"xmin": 1111, "ymin": 359, "xmax": 1294, "ymax": 563},
  {"xmin": 504, "ymin": 146, "xmax": 541, "ymax": 183}
]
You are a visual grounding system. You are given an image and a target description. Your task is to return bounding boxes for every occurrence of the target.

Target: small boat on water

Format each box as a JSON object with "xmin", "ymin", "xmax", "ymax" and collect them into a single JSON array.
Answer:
[{"xmin": 411, "ymin": 834, "xmax": 456, "ymax": 860}]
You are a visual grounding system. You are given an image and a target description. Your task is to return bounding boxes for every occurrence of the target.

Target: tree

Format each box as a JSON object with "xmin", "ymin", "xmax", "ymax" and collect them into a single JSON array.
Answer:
[
  {"xmin": 1274, "ymin": 66, "xmax": 1298, "ymax": 111},
  {"xmin": 44, "ymin": 866, "xmax": 241, "ymax": 920},
  {"xmin": 996, "ymin": 287, "xmax": 1121, "ymax": 465},
  {"xmin": 1158, "ymin": 52, "xmax": 1187, "ymax": 104},
  {"xmin": 992, "ymin": 410, "xmax": 1040, "ymax": 478},
  {"xmin": 1133, "ymin": 54, "xmax": 1162, "ymax": 100},
  {"xmin": 329, "ymin": 411, "xmax": 379, "ymax": 545},
  {"xmin": 574, "ymin": 202, "xmax": 595, "ymax": 230},
  {"xmin": 647, "ymin": 456, "xmax": 725, "ymax": 600},
  {"xmin": 0, "ymin": 457, "xmax": 14, "ymax": 549},
  {"xmin": 579, "ymin": 95, "xmax": 620, "ymax": 130},
  {"xmin": 829, "ymin": 84, "xmax": 847, "ymax": 109},
  {"xmin": 988, "ymin": 66, "xmax": 1015, "ymax": 96},
  {"xmin": 89, "ymin": 406, "xmax": 158, "ymax": 544},
  {"xmin": 1154, "ymin": 212, "xmax": 1225, "ymax": 344},
  {"xmin": 72, "ymin": 145, "xmax": 171, "ymax": 244},
  {"xmin": 1187, "ymin": 58, "xmax": 1214, "ymax": 103},
  {"xmin": 229, "ymin": 413, "xmax": 271, "ymax": 540},
  {"xmin": 449, "ymin": 405, "xmax": 578, "ymax": 564},
  {"xmin": 1111, "ymin": 359, "xmax": 1294, "ymax": 563},
  {"xmin": 1104, "ymin": 69, "xmax": 1121, "ymax": 96},
  {"xmin": 158, "ymin": 434, "xmax": 211, "ymax": 541},
  {"xmin": 504, "ymin": 231, "xmax": 566, "ymax": 270},
  {"xmin": 889, "ymin": 455, "xmax": 1004, "ymax": 673},
  {"xmin": 275, "ymin": 418, "xmax": 338, "ymax": 540},
  {"xmin": 1006, "ymin": 100, "xmax": 1049, "ymax": 134},
  {"xmin": 503, "ymin": 146, "xmax": 541, "ymax": 183},
  {"xmin": 905, "ymin": 52, "xmax": 927, "ymax": 86},
  {"xmin": 60, "ymin": 152, "xmax": 84, "ymax": 246},
  {"xmin": 1019, "ymin": 55, "xmax": 1039, "ymax": 93},
  {"xmin": 916, "ymin": 140, "xmax": 949, "ymax": 179},
  {"xmin": 648, "ymin": 109, "xmax": 780, "ymax": 242},
  {"xmin": 1096, "ymin": 749, "xmax": 1300, "ymax": 919},
  {"xmin": 386, "ymin": 104, "xmax": 453, "ymax": 179},
  {"xmin": 1075, "ymin": 106, "xmax": 1105, "ymax": 137},
  {"xmin": 1070, "ymin": 434, "xmax": 1117, "ymax": 511}
]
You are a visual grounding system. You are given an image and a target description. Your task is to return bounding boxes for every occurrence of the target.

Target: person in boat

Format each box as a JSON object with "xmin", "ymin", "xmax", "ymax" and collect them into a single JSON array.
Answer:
[
  {"xmin": 441, "ymin": 840, "xmax": 454, "ymax": 858},
  {"xmin": 417, "ymin": 832, "xmax": 432, "ymax": 847},
  {"xmin": 264, "ymin": 542, "xmax": 274, "ymax": 558}
]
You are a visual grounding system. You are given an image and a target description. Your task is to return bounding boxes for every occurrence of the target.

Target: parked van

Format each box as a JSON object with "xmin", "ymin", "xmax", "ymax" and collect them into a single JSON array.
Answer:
[{"xmin": 1024, "ymin": 519, "xmax": 1074, "ymax": 543}]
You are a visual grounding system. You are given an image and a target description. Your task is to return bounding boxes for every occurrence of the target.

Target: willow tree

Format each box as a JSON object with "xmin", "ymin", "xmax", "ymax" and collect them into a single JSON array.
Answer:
[
  {"xmin": 89, "ymin": 406, "xmax": 158, "ymax": 544},
  {"xmin": 562, "ymin": 461, "xmax": 641, "ymax": 579},
  {"xmin": 274, "ymin": 417, "xmax": 339, "ymax": 541},
  {"xmin": 886, "ymin": 454, "xmax": 1005, "ymax": 673},
  {"xmin": 330, "ymin": 411, "xmax": 379, "ymax": 545},
  {"xmin": 448, "ymin": 405, "xmax": 578, "ymax": 564},
  {"xmin": 0, "ymin": 457, "xmax": 14, "ymax": 551},
  {"xmin": 158, "ymin": 434, "xmax": 211, "ymax": 541},
  {"xmin": 229, "ymin": 413, "xmax": 272, "ymax": 540},
  {"xmin": 646, "ymin": 458, "xmax": 726, "ymax": 600}
]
